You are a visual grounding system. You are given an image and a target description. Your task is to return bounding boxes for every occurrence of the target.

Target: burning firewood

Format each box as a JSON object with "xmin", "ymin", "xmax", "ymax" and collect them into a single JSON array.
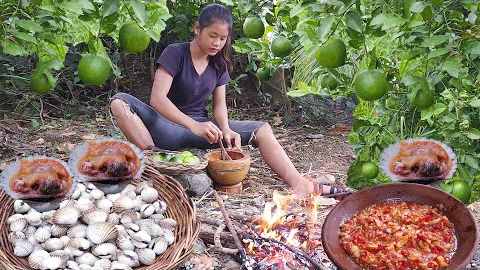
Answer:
[{"xmin": 202, "ymin": 190, "xmax": 334, "ymax": 270}]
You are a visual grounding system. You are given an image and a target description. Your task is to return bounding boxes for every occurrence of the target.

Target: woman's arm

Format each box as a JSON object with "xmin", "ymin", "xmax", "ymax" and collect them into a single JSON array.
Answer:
[
  {"xmin": 213, "ymin": 85, "xmax": 241, "ymax": 149},
  {"xmin": 150, "ymin": 67, "xmax": 222, "ymax": 144},
  {"xmin": 150, "ymin": 67, "xmax": 196, "ymax": 129}
]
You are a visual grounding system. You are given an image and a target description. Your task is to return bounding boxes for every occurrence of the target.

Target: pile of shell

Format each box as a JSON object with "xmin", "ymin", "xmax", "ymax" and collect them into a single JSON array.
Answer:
[{"xmin": 7, "ymin": 181, "xmax": 176, "ymax": 270}]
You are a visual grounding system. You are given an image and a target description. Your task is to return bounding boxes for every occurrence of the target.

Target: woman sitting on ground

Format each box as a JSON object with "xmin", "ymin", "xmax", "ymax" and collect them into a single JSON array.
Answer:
[{"xmin": 110, "ymin": 3, "xmax": 350, "ymax": 198}]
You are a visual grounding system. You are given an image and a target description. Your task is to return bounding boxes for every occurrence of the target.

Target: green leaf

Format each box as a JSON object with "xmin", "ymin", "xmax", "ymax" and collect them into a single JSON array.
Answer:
[
  {"xmin": 467, "ymin": 12, "xmax": 477, "ymax": 25},
  {"xmin": 13, "ymin": 32, "xmax": 37, "ymax": 44},
  {"xmin": 401, "ymin": 75, "xmax": 421, "ymax": 86},
  {"xmin": 232, "ymin": 43, "xmax": 252, "ymax": 53},
  {"xmin": 346, "ymin": 11, "xmax": 363, "ymax": 33},
  {"xmin": 102, "ymin": 0, "xmax": 120, "ymax": 18},
  {"xmin": 43, "ymin": 60, "xmax": 63, "ymax": 70},
  {"xmin": 297, "ymin": 81, "xmax": 311, "ymax": 92},
  {"xmin": 15, "ymin": 19, "xmax": 44, "ymax": 32},
  {"xmin": 287, "ymin": 90, "xmax": 309, "ymax": 97},
  {"xmin": 469, "ymin": 99, "xmax": 480, "ymax": 108},
  {"xmin": 466, "ymin": 128, "xmax": 480, "ymax": 140},
  {"xmin": 420, "ymin": 109, "xmax": 433, "ymax": 120},
  {"xmin": 410, "ymin": 2, "xmax": 428, "ymax": 13},
  {"xmin": 370, "ymin": 14, "xmax": 405, "ymax": 31},
  {"xmin": 2, "ymin": 40, "xmax": 27, "ymax": 56},
  {"xmin": 408, "ymin": 13, "xmax": 425, "ymax": 28},
  {"xmin": 130, "ymin": 0, "xmax": 148, "ymax": 24},
  {"xmin": 144, "ymin": 29, "xmax": 160, "ymax": 43},
  {"xmin": 432, "ymin": 103, "xmax": 446, "ymax": 115},
  {"xmin": 465, "ymin": 155, "xmax": 479, "ymax": 169},
  {"xmin": 40, "ymin": 0, "xmax": 56, "ymax": 12},
  {"xmin": 317, "ymin": 16, "xmax": 335, "ymax": 39},
  {"xmin": 420, "ymin": 35, "xmax": 449, "ymax": 47},
  {"xmin": 427, "ymin": 47, "xmax": 450, "ymax": 59},
  {"xmin": 465, "ymin": 41, "xmax": 480, "ymax": 55},
  {"xmin": 442, "ymin": 57, "xmax": 461, "ymax": 78},
  {"xmin": 290, "ymin": 3, "xmax": 305, "ymax": 18},
  {"xmin": 58, "ymin": 0, "xmax": 94, "ymax": 15}
]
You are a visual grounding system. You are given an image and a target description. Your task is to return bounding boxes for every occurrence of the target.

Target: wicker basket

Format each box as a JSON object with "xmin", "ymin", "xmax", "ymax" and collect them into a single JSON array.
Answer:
[
  {"xmin": 0, "ymin": 165, "xmax": 199, "ymax": 270},
  {"xmin": 144, "ymin": 149, "xmax": 208, "ymax": 175}
]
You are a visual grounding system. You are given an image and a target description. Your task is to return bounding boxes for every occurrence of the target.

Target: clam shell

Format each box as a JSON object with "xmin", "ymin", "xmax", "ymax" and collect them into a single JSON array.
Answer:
[
  {"xmin": 91, "ymin": 242, "xmax": 117, "ymax": 258},
  {"xmin": 43, "ymin": 237, "xmax": 65, "ymax": 251},
  {"xmin": 141, "ymin": 223, "xmax": 163, "ymax": 238},
  {"xmin": 135, "ymin": 181, "xmax": 152, "ymax": 194},
  {"xmin": 28, "ymin": 249, "xmax": 49, "ymax": 269},
  {"xmin": 51, "ymin": 224, "xmax": 68, "ymax": 237},
  {"xmin": 67, "ymin": 224, "xmax": 87, "ymax": 239},
  {"xmin": 10, "ymin": 217, "xmax": 27, "ymax": 232},
  {"xmin": 107, "ymin": 212, "xmax": 120, "ymax": 225},
  {"xmin": 60, "ymin": 235, "xmax": 71, "ymax": 245},
  {"xmin": 89, "ymin": 189, "xmax": 104, "ymax": 200},
  {"xmin": 131, "ymin": 231, "xmax": 151, "ymax": 248},
  {"xmin": 120, "ymin": 209, "xmax": 138, "ymax": 224},
  {"xmin": 8, "ymin": 231, "xmax": 26, "ymax": 243},
  {"xmin": 122, "ymin": 184, "xmax": 137, "ymax": 194},
  {"xmin": 116, "ymin": 235, "xmax": 135, "ymax": 251},
  {"xmin": 74, "ymin": 197, "xmax": 95, "ymax": 212},
  {"xmin": 50, "ymin": 249, "xmax": 71, "ymax": 261},
  {"xmin": 157, "ymin": 218, "xmax": 177, "ymax": 230},
  {"xmin": 150, "ymin": 214, "xmax": 165, "ymax": 223},
  {"xmin": 25, "ymin": 210, "xmax": 43, "ymax": 226},
  {"xmin": 66, "ymin": 260, "xmax": 80, "ymax": 270},
  {"xmin": 149, "ymin": 236, "xmax": 168, "ymax": 255},
  {"xmin": 122, "ymin": 190, "xmax": 137, "ymax": 200},
  {"xmin": 140, "ymin": 187, "xmax": 159, "ymax": 203},
  {"xmin": 13, "ymin": 238, "xmax": 34, "ymax": 257},
  {"xmin": 41, "ymin": 256, "xmax": 66, "ymax": 270},
  {"xmin": 93, "ymin": 259, "xmax": 112, "ymax": 270},
  {"xmin": 117, "ymin": 250, "xmax": 139, "ymax": 267},
  {"xmin": 132, "ymin": 197, "xmax": 144, "ymax": 212},
  {"xmin": 78, "ymin": 264, "xmax": 93, "ymax": 270},
  {"xmin": 114, "ymin": 196, "xmax": 134, "ymax": 212},
  {"xmin": 81, "ymin": 208, "xmax": 109, "ymax": 224},
  {"xmin": 53, "ymin": 206, "xmax": 80, "ymax": 225},
  {"xmin": 34, "ymin": 226, "xmax": 52, "ymax": 243},
  {"xmin": 110, "ymin": 261, "xmax": 134, "ymax": 270},
  {"xmin": 42, "ymin": 210, "xmax": 56, "ymax": 224},
  {"xmin": 68, "ymin": 138, "xmax": 145, "ymax": 182},
  {"xmin": 153, "ymin": 200, "xmax": 167, "ymax": 214},
  {"xmin": 86, "ymin": 222, "xmax": 118, "ymax": 245},
  {"xmin": 137, "ymin": 248, "xmax": 156, "ymax": 265},
  {"xmin": 96, "ymin": 198, "xmax": 113, "ymax": 212},
  {"xmin": 140, "ymin": 204, "xmax": 155, "ymax": 218},
  {"xmin": 7, "ymin": 213, "xmax": 24, "ymax": 224},
  {"xmin": 76, "ymin": 252, "xmax": 99, "ymax": 266},
  {"xmin": 163, "ymin": 229, "xmax": 175, "ymax": 245},
  {"xmin": 380, "ymin": 138, "xmax": 457, "ymax": 182},
  {"xmin": 66, "ymin": 237, "xmax": 91, "ymax": 251},
  {"xmin": 0, "ymin": 156, "xmax": 77, "ymax": 212},
  {"xmin": 14, "ymin": 200, "xmax": 31, "ymax": 213}
]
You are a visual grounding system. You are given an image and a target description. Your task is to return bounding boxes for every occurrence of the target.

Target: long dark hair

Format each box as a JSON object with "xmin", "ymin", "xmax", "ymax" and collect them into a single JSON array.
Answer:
[{"xmin": 197, "ymin": 3, "xmax": 233, "ymax": 74}]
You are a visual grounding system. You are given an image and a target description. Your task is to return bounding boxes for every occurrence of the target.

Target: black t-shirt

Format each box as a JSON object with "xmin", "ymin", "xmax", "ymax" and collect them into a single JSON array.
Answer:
[{"xmin": 156, "ymin": 42, "xmax": 230, "ymax": 117}]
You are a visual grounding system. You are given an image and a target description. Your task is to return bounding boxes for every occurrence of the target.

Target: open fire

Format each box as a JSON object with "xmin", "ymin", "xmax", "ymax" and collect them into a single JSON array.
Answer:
[{"xmin": 240, "ymin": 192, "xmax": 328, "ymax": 270}]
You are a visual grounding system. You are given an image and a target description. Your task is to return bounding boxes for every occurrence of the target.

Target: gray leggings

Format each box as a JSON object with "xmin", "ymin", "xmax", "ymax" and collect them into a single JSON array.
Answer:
[{"xmin": 111, "ymin": 93, "xmax": 265, "ymax": 150}]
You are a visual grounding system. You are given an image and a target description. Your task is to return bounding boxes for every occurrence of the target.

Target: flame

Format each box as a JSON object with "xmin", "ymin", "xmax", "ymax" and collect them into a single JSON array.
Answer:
[{"xmin": 256, "ymin": 191, "xmax": 320, "ymax": 250}]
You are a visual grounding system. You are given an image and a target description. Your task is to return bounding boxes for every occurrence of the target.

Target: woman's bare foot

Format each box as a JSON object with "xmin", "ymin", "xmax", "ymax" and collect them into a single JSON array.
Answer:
[{"xmin": 292, "ymin": 178, "xmax": 351, "ymax": 199}]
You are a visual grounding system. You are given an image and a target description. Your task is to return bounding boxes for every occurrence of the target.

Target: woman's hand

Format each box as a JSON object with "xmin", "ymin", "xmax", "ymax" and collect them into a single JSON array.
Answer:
[
  {"xmin": 222, "ymin": 128, "xmax": 241, "ymax": 151},
  {"xmin": 190, "ymin": 121, "xmax": 223, "ymax": 144}
]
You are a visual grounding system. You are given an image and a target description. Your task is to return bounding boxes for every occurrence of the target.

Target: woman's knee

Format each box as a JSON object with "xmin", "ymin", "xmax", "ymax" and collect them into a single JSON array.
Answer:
[
  {"xmin": 254, "ymin": 123, "xmax": 274, "ymax": 141},
  {"xmin": 110, "ymin": 99, "xmax": 130, "ymax": 119}
]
